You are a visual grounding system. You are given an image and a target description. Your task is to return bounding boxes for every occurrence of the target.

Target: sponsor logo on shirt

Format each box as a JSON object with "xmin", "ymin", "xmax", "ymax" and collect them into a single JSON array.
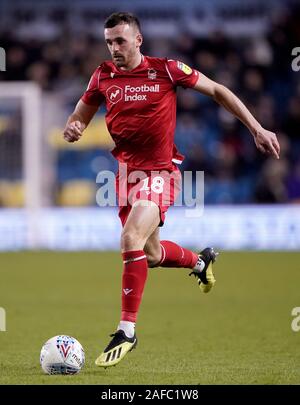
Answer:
[
  {"xmin": 106, "ymin": 85, "xmax": 123, "ymax": 104},
  {"xmin": 106, "ymin": 84, "xmax": 160, "ymax": 103},
  {"xmin": 124, "ymin": 84, "xmax": 159, "ymax": 101},
  {"xmin": 177, "ymin": 61, "xmax": 192, "ymax": 75}
]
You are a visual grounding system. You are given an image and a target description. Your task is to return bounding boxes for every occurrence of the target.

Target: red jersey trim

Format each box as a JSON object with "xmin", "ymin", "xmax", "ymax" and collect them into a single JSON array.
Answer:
[
  {"xmin": 189, "ymin": 70, "xmax": 200, "ymax": 88},
  {"xmin": 165, "ymin": 62, "xmax": 174, "ymax": 84}
]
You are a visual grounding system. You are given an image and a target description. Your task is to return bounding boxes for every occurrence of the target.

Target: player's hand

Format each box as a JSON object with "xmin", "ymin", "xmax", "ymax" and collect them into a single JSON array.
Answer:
[
  {"xmin": 253, "ymin": 127, "xmax": 280, "ymax": 159},
  {"xmin": 63, "ymin": 121, "xmax": 83, "ymax": 143}
]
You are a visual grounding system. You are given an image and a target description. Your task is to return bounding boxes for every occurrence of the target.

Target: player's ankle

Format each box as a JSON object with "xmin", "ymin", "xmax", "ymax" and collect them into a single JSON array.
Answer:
[
  {"xmin": 193, "ymin": 256, "xmax": 205, "ymax": 272},
  {"xmin": 118, "ymin": 320, "xmax": 135, "ymax": 338}
]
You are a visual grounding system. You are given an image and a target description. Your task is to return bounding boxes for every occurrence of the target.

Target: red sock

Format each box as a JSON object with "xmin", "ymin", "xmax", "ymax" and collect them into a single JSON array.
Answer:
[
  {"xmin": 158, "ymin": 240, "xmax": 198, "ymax": 269},
  {"xmin": 121, "ymin": 250, "xmax": 148, "ymax": 323}
]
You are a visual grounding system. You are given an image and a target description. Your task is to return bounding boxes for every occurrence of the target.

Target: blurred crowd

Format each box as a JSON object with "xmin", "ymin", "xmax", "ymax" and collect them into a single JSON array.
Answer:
[{"xmin": 0, "ymin": 3, "xmax": 300, "ymax": 205}]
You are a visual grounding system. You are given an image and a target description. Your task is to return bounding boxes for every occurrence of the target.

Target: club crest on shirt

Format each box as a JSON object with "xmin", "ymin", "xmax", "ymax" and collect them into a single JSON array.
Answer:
[
  {"xmin": 177, "ymin": 61, "xmax": 192, "ymax": 75},
  {"xmin": 148, "ymin": 68, "xmax": 157, "ymax": 80}
]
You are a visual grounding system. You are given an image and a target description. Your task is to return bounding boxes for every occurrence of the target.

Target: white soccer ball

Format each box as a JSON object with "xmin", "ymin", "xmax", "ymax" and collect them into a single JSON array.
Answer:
[{"xmin": 40, "ymin": 335, "xmax": 85, "ymax": 375}]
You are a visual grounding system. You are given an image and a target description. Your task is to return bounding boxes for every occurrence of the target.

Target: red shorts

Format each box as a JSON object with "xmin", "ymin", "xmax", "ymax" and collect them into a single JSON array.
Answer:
[{"xmin": 116, "ymin": 163, "xmax": 181, "ymax": 227}]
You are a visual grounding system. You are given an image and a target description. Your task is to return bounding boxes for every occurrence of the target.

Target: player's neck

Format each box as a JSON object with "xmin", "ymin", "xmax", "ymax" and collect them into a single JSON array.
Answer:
[{"xmin": 119, "ymin": 53, "xmax": 143, "ymax": 71}]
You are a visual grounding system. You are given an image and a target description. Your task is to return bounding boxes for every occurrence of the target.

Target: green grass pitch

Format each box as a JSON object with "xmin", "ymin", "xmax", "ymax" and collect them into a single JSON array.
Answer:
[{"xmin": 0, "ymin": 251, "xmax": 299, "ymax": 385}]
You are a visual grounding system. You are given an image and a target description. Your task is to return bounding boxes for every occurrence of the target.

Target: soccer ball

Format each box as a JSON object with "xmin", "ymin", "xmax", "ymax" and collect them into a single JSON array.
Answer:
[{"xmin": 40, "ymin": 335, "xmax": 85, "ymax": 375}]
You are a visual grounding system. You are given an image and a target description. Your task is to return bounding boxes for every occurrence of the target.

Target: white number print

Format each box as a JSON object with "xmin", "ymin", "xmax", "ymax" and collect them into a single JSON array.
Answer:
[
  {"xmin": 140, "ymin": 176, "xmax": 165, "ymax": 194},
  {"xmin": 151, "ymin": 176, "xmax": 164, "ymax": 193},
  {"xmin": 291, "ymin": 307, "xmax": 300, "ymax": 332}
]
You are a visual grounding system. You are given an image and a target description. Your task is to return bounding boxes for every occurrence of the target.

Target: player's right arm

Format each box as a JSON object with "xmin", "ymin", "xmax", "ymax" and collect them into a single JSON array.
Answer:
[
  {"xmin": 63, "ymin": 66, "xmax": 104, "ymax": 143},
  {"xmin": 63, "ymin": 100, "xmax": 98, "ymax": 143}
]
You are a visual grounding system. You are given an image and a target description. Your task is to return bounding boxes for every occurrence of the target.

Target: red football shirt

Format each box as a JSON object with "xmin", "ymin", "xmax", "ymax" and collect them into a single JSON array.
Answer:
[{"xmin": 81, "ymin": 55, "xmax": 199, "ymax": 170}]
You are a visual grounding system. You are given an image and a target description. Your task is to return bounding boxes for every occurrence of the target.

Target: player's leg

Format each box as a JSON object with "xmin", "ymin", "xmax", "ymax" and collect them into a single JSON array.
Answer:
[
  {"xmin": 144, "ymin": 228, "xmax": 200, "ymax": 268},
  {"xmin": 95, "ymin": 201, "xmax": 160, "ymax": 368},
  {"xmin": 141, "ymin": 166, "xmax": 218, "ymax": 290},
  {"xmin": 119, "ymin": 200, "xmax": 160, "ymax": 330},
  {"xmin": 144, "ymin": 229, "xmax": 218, "ymax": 294},
  {"xmin": 143, "ymin": 227, "xmax": 161, "ymax": 267}
]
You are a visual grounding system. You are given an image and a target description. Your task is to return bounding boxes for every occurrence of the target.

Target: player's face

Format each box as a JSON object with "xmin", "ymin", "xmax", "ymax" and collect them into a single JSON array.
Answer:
[{"xmin": 104, "ymin": 23, "xmax": 142, "ymax": 69}]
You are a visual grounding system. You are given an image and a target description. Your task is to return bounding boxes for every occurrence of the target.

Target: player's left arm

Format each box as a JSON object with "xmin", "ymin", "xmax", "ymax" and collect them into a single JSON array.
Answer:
[{"xmin": 193, "ymin": 74, "xmax": 280, "ymax": 159}]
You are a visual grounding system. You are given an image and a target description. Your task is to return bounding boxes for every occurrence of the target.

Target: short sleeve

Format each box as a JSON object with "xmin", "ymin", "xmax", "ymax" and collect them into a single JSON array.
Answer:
[
  {"xmin": 81, "ymin": 68, "xmax": 105, "ymax": 106},
  {"xmin": 165, "ymin": 59, "xmax": 200, "ymax": 88}
]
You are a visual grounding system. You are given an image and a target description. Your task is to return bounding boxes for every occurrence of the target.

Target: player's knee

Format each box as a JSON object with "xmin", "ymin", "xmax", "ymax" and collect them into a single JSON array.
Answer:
[
  {"xmin": 146, "ymin": 252, "xmax": 161, "ymax": 268},
  {"xmin": 121, "ymin": 229, "xmax": 145, "ymax": 251}
]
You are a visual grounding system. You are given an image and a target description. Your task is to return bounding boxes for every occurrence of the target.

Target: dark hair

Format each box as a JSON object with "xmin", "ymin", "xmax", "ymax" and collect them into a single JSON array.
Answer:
[{"xmin": 104, "ymin": 12, "xmax": 141, "ymax": 32}]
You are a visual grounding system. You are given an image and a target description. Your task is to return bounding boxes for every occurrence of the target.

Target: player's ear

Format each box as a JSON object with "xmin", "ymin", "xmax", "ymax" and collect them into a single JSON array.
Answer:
[{"xmin": 136, "ymin": 33, "xmax": 143, "ymax": 48}]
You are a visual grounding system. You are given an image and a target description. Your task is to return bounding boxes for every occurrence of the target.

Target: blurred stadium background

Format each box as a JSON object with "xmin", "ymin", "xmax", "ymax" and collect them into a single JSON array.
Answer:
[
  {"xmin": 0, "ymin": 0, "xmax": 300, "ymax": 250},
  {"xmin": 0, "ymin": 0, "xmax": 300, "ymax": 386},
  {"xmin": 1, "ymin": 0, "xmax": 300, "ymax": 251}
]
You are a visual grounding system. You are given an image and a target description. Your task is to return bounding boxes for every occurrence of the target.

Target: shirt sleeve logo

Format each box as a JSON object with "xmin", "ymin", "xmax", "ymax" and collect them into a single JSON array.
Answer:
[
  {"xmin": 177, "ymin": 61, "xmax": 192, "ymax": 75},
  {"xmin": 106, "ymin": 85, "xmax": 123, "ymax": 104}
]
